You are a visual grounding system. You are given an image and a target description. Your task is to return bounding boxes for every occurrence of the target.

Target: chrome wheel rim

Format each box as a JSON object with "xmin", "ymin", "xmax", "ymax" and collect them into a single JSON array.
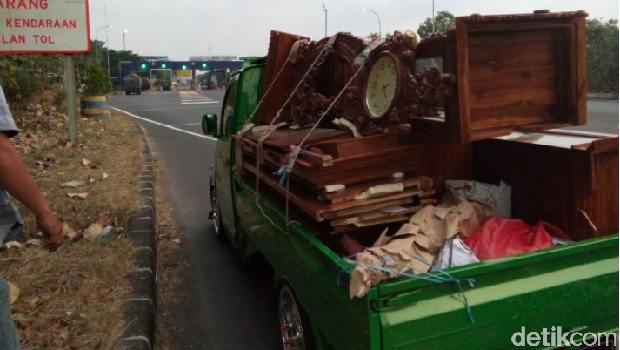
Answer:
[{"xmin": 279, "ymin": 286, "xmax": 306, "ymax": 350}]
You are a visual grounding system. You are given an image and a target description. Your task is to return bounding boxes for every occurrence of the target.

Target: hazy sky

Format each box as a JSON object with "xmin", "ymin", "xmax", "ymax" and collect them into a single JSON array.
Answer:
[{"xmin": 88, "ymin": 0, "xmax": 619, "ymax": 61}]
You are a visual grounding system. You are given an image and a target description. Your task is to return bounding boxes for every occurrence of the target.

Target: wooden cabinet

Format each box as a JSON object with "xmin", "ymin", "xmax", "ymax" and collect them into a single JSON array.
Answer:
[
  {"xmin": 473, "ymin": 130, "xmax": 618, "ymax": 240},
  {"xmin": 451, "ymin": 11, "xmax": 588, "ymax": 143}
]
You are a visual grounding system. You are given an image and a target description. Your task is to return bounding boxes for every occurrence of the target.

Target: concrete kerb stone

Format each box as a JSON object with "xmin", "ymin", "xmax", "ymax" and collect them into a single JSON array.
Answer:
[{"xmin": 114, "ymin": 121, "xmax": 158, "ymax": 350}]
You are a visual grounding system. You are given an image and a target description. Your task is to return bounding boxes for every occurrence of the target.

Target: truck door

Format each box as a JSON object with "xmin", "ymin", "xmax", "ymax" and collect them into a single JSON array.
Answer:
[{"xmin": 215, "ymin": 76, "xmax": 239, "ymax": 238}]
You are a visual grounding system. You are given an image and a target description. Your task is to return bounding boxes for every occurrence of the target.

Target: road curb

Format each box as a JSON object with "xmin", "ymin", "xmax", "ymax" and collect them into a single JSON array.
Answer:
[{"xmin": 114, "ymin": 122, "xmax": 158, "ymax": 350}]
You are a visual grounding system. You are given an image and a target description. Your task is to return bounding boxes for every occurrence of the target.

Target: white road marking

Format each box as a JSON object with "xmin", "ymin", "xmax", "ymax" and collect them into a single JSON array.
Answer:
[
  {"xmin": 110, "ymin": 107, "xmax": 216, "ymax": 140},
  {"xmin": 181, "ymin": 99, "xmax": 214, "ymax": 102},
  {"xmin": 115, "ymin": 106, "xmax": 221, "ymax": 112},
  {"xmin": 181, "ymin": 101, "xmax": 219, "ymax": 105}
]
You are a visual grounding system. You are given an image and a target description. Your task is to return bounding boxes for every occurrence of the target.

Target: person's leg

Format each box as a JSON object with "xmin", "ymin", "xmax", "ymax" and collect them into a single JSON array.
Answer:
[{"xmin": 0, "ymin": 274, "xmax": 20, "ymax": 350}]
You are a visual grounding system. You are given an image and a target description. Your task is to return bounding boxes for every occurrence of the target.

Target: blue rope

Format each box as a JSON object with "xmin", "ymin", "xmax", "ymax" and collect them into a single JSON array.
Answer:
[
  {"xmin": 273, "ymin": 145, "xmax": 309, "ymax": 185},
  {"xmin": 337, "ymin": 252, "xmax": 476, "ymax": 324}
]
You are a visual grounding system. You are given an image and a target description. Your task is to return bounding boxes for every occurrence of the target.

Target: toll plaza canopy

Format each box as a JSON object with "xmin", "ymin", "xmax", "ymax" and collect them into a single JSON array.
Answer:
[{"xmin": 122, "ymin": 60, "xmax": 243, "ymax": 77}]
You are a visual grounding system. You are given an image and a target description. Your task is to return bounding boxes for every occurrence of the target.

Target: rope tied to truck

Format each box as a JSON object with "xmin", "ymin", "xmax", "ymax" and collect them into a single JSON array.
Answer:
[
  {"xmin": 275, "ymin": 54, "xmax": 366, "ymax": 229},
  {"xmin": 234, "ymin": 35, "xmax": 337, "ymax": 235},
  {"xmin": 336, "ymin": 253, "xmax": 477, "ymax": 324},
  {"xmin": 248, "ymin": 34, "xmax": 338, "ymax": 233},
  {"xmin": 239, "ymin": 34, "xmax": 376, "ymax": 234}
]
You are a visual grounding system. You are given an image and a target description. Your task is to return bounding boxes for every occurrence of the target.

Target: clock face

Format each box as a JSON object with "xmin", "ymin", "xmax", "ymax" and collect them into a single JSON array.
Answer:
[{"xmin": 365, "ymin": 55, "xmax": 398, "ymax": 118}]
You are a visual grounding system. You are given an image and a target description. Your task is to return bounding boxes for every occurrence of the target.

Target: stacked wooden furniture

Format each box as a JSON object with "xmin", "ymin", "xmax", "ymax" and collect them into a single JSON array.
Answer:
[
  {"xmin": 242, "ymin": 10, "xmax": 619, "ymax": 239},
  {"xmin": 239, "ymin": 130, "xmax": 435, "ymax": 233}
]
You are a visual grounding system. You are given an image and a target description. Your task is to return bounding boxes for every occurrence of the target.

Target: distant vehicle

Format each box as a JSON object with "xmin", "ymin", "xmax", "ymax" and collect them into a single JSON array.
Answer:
[
  {"xmin": 162, "ymin": 76, "xmax": 172, "ymax": 91},
  {"xmin": 141, "ymin": 77, "xmax": 151, "ymax": 92},
  {"xmin": 123, "ymin": 74, "xmax": 142, "ymax": 95}
]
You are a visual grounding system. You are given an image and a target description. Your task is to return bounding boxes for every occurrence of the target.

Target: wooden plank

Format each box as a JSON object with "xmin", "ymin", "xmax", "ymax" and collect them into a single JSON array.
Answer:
[
  {"xmin": 257, "ymin": 31, "xmax": 309, "ymax": 125},
  {"xmin": 241, "ymin": 136, "xmax": 425, "ymax": 179},
  {"xmin": 455, "ymin": 17, "xmax": 472, "ymax": 144},
  {"xmin": 544, "ymin": 129, "xmax": 619, "ymax": 139},
  {"xmin": 305, "ymin": 148, "xmax": 333, "ymax": 167},
  {"xmin": 587, "ymin": 138, "xmax": 619, "ymax": 153},
  {"xmin": 319, "ymin": 175, "xmax": 433, "ymax": 203},
  {"xmin": 243, "ymin": 160, "xmax": 426, "ymax": 222},
  {"xmin": 312, "ymin": 133, "xmax": 399, "ymax": 159},
  {"xmin": 322, "ymin": 198, "xmax": 415, "ymax": 220},
  {"xmin": 575, "ymin": 17, "xmax": 587, "ymax": 126},
  {"xmin": 329, "ymin": 205, "xmax": 422, "ymax": 227},
  {"xmin": 243, "ymin": 128, "xmax": 350, "ymax": 150}
]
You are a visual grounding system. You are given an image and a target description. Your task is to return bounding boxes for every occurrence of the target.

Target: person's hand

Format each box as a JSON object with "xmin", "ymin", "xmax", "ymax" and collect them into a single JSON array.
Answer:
[{"xmin": 36, "ymin": 211, "xmax": 64, "ymax": 251}]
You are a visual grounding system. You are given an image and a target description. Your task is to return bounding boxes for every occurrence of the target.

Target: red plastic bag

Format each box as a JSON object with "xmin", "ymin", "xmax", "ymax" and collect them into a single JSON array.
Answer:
[{"xmin": 463, "ymin": 217, "xmax": 570, "ymax": 261}]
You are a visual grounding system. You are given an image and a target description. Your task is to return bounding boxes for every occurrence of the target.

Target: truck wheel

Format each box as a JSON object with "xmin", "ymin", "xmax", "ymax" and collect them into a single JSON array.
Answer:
[
  {"xmin": 211, "ymin": 189, "xmax": 226, "ymax": 241},
  {"xmin": 278, "ymin": 284, "xmax": 316, "ymax": 350}
]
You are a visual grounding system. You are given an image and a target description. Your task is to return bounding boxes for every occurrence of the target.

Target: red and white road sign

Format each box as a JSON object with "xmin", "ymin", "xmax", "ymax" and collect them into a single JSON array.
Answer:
[{"xmin": 0, "ymin": 0, "xmax": 90, "ymax": 54}]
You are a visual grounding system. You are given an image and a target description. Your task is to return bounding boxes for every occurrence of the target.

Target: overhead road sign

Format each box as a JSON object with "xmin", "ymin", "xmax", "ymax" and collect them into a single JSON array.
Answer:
[
  {"xmin": 190, "ymin": 56, "xmax": 238, "ymax": 62},
  {"xmin": 0, "ymin": 0, "xmax": 90, "ymax": 53}
]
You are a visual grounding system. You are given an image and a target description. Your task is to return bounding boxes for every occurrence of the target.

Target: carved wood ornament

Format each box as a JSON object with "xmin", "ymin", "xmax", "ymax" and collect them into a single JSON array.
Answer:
[{"xmin": 288, "ymin": 31, "xmax": 452, "ymax": 137}]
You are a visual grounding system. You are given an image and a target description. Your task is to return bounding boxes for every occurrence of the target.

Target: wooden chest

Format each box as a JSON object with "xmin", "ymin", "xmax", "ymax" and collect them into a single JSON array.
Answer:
[
  {"xmin": 473, "ymin": 130, "xmax": 618, "ymax": 240},
  {"xmin": 451, "ymin": 11, "xmax": 588, "ymax": 143}
]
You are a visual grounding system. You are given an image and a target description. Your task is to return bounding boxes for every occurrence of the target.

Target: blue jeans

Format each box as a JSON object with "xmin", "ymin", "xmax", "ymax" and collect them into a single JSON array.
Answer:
[{"xmin": 0, "ymin": 274, "xmax": 20, "ymax": 350}]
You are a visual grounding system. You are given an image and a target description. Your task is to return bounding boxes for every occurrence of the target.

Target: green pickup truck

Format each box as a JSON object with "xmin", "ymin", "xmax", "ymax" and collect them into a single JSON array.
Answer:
[{"xmin": 201, "ymin": 56, "xmax": 618, "ymax": 350}]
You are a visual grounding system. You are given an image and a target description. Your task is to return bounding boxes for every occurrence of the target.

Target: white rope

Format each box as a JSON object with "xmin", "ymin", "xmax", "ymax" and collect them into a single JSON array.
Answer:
[
  {"xmin": 295, "ymin": 63, "xmax": 366, "ymax": 155},
  {"xmin": 255, "ymin": 34, "xmax": 338, "ymax": 202},
  {"xmin": 245, "ymin": 33, "xmax": 356, "ymax": 235}
]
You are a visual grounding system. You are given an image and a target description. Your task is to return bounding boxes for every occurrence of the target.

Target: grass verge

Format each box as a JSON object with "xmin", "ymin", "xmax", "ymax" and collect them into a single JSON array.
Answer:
[{"xmin": 0, "ymin": 102, "xmax": 142, "ymax": 349}]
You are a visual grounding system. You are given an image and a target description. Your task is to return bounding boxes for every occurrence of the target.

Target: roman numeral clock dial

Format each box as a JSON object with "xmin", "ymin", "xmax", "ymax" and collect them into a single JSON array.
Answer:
[{"xmin": 364, "ymin": 53, "xmax": 400, "ymax": 119}]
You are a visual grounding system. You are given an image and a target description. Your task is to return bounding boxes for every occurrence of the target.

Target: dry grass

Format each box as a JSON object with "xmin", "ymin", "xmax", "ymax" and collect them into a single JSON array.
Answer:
[
  {"xmin": 9, "ymin": 107, "xmax": 142, "ymax": 239},
  {"xmin": 0, "ymin": 104, "xmax": 143, "ymax": 349},
  {"xmin": 1, "ymin": 240, "xmax": 134, "ymax": 349}
]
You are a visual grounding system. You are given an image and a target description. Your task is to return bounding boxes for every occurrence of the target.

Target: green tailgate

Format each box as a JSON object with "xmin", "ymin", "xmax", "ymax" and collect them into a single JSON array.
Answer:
[{"xmin": 376, "ymin": 235, "xmax": 619, "ymax": 350}]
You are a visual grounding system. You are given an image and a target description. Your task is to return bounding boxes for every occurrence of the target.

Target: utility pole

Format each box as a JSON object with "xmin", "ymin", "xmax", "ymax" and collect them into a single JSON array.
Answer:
[
  {"xmin": 208, "ymin": 44, "xmax": 211, "ymax": 58},
  {"xmin": 363, "ymin": 9, "xmax": 381, "ymax": 37},
  {"xmin": 105, "ymin": 4, "xmax": 111, "ymax": 79},
  {"xmin": 95, "ymin": 25, "xmax": 111, "ymax": 63},
  {"xmin": 323, "ymin": 4, "xmax": 327, "ymax": 37},
  {"xmin": 432, "ymin": 0, "xmax": 435, "ymax": 33}
]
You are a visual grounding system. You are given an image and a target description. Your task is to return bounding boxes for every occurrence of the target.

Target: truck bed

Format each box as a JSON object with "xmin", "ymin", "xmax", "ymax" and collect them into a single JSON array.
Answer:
[{"xmin": 236, "ymin": 177, "xmax": 619, "ymax": 350}]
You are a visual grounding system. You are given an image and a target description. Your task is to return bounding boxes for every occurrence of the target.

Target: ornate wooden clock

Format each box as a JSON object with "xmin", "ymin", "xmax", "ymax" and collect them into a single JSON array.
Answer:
[{"xmin": 362, "ymin": 52, "xmax": 402, "ymax": 120}]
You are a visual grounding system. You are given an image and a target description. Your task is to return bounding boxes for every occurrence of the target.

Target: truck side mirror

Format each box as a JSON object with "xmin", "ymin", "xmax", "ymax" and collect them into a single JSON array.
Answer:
[{"xmin": 202, "ymin": 113, "xmax": 218, "ymax": 136}]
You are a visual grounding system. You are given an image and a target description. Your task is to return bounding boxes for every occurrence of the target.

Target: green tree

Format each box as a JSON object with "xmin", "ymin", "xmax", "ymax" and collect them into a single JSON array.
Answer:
[
  {"xmin": 586, "ymin": 18, "xmax": 619, "ymax": 93},
  {"xmin": 368, "ymin": 32, "xmax": 393, "ymax": 39},
  {"xmin": 417, "ymin": 10, "xmax": 455, "ymax": 38},
  {"xmin": 83, "ymin": 64, "xmax": 111, "ymax": 96},
  {"xmin": 0, "ymin": 54, "xmax": 64, "ymax": 103}
]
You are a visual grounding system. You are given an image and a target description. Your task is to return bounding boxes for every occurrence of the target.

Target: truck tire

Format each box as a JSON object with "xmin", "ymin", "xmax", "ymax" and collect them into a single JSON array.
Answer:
[
  {"xmin": 278, "ymin": 283, "xmax": 316, "ymax": 350},
  {"xmin": 125, "ymin": 91, "xmax": 130, "ymax": 95}
]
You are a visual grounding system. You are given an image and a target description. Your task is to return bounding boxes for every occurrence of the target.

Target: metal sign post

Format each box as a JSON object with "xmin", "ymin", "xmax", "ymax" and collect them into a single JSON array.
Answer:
[{"xmin": 64, "ymin": 55, "xmax": 78, "ymax": 140}]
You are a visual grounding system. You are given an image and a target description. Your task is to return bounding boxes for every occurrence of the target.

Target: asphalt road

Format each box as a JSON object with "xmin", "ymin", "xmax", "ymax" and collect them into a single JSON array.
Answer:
[
  {"xmin": 567, "ymin": 100, "xmax": 619, "ymax": 134},
  {"xmin": 108, "ymin": 92, "xmax": 618, "ymax": 350},
  {"xmin": 108, "ymin": 90, "xmax": 281, "ymax": 350}
]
